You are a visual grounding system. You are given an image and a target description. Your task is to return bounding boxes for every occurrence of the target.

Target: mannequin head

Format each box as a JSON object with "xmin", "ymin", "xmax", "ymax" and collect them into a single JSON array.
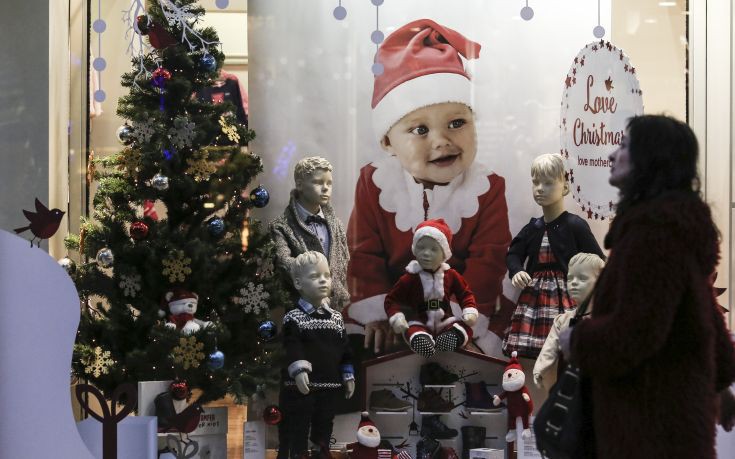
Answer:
[
  {"xmin": 293, "ymin": 156, "xmax": 333, "ymax": 214},
  {"xmin": 567, "ymin": 253, "xmax": 605, "ymax": 307},
  {"xmin": 414, "ymin": 236, "xmax": 445, "ymax": 272},
  {"xmin": 613, "ymin": 115, "xmax": 700, "ymax": 215},
  {"xmin": 291, "ymin": 251, "xmax": 332, "ymax": 306},
  {"xmin": 530, "ymin": 154, "xmax": 569, "ymax": 209}
]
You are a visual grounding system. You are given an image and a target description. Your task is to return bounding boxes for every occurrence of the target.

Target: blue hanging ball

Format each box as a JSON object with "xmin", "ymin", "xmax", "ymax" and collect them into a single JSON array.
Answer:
[
  {"xmin": 208, "ymin": 218, "xmax": 225, "ymax": 237},
  {"xmin": 208, "ymin": 350, "xmax": 225, "ymax": 369},
  {"xmin": 258, "ymin": 320, "xmax": 278, "ymax": 341},
  {"xmin": 249, "ymin": 185, "xmax": 270, "ymax": 208},
  {"xmin": 201, "ymin": 54, "xmax": 217, "ymax": 72}
]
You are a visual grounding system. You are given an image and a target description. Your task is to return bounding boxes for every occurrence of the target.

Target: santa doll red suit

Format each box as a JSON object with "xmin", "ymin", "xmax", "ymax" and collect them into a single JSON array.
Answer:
[
  {"xmin": 345, "ymin": 19, "xmax": 514, "ymax": 357},
  {"xmin": 493, "ymin": 351, "xmax": 533, "ymax": 442},
  {"xmin": 384, "ymin": 219, "xmax": 479, "ymax": 358},
  {"xmin": 346, "ymin": 412, "xmax": 382, "ymax": 459}
]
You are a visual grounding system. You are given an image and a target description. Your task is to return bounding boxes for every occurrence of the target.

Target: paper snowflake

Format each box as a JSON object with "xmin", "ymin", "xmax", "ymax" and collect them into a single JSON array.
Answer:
[
  {"xmin": 169, "ymin": 117, "xmax": 196, "ymax": 149},
  {"xmin": 172, "ymin": 336, "xmax": 205, "ymax": 370},
  {"xmin": 119, "ymin": 273, "xmax": 142, "ymax": 297},
  {"xmin": 132, "ymin": 117, "xmax": 156, "ymax": 143},
  {"xmin": 162, "ymin": 250, "xmax": 192, "ymax": 283},
  {"xmin": 234, "ymin": 282, "xmax": 270, "ymax": 314},
  {"xmin": 255, "ymin": 257, "xmax": 275, "ymax": 279},
  {"xmin": 219, "ymin": 115, "xmax": 240, "ymax": 143},
  {"xmin": 157, "ymin": 0, "xmax": 219, "ymax": 52},
  {"xmin": 118, "ymin": 148, "xmax": 142, "ymax": 175},
  {"xmin": 83, "ymin": 346, "xmax": 114, "ymax": 378},
  {"xmin": 186, "ymin": 150, "xmax": 217, "ymax": 182}
]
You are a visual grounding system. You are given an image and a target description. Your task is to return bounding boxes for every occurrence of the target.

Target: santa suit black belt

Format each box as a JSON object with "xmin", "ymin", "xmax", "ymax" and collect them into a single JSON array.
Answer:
[{"xmin": 419, "ymin": 299, "xmax": 449, "ymax": 313}]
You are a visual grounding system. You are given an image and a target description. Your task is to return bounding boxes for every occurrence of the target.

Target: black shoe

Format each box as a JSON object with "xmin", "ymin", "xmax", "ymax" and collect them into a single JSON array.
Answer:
[
  {"xmin": 418, "ymin": 388, "xmax": 454, "ymax": 413},
  {"xmin": 416, "ymin": 436, "xmax": 442, "ymax": 459},
  {"xmin": 460, "ymin": 426, "xmax": 486, "ymax": 459},
  {"xmin": 410, "ymin": 334, "xmax": 436, "ymax": 358},
  {"xmin": 420, "ymin": 415, "xmax": 458, "ymax": 439},
  {"xmin": 435, "ymin": 328, "xmax": 463, "ymax": 353},
  {"xmin": 420, "ymin": 362, "xmax": 460, "ymax": 386}
]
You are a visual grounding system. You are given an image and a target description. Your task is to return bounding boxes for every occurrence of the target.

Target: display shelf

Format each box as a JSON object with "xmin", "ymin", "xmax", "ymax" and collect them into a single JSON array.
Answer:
[
  {"xmin": 372, "ymin": 410, "xmax": 410, "ymax": 415},
  {"xmin": 422, "ymin": 384, "xmax": 457, "ymax": 388},
  {"xmin": 416, "ymin": 411, "xmax": 452, "ymax": 415},
  {"xmin": 467, "ymin": 410, "xmax": 504, "ymax": 416}
]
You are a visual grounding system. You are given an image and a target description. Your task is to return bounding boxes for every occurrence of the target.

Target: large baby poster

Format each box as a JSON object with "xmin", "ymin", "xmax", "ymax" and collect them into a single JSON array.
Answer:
[{"xmin": 249, "ymin": 0, "xmax": 615, "ymax": 358}]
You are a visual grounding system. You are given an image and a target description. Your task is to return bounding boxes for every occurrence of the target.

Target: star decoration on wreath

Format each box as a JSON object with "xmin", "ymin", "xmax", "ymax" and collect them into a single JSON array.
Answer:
[
  {"xmin": 162, "ymin": 250, "xmax": 192, "ymax": 283},
  {"xmin": 218, "ymin": 115, "xmax": 240, "ymax": 143},
  {"xmin": 172, "ymin": 336, "xmax": 205, "ymax": 370},
  {"xmin": 186, "ymin": 150, "xmax": 218, "ymax": 182},
  {"xmin": 83, "ymin": 346, "xmax": 115, "ymax": 378}
]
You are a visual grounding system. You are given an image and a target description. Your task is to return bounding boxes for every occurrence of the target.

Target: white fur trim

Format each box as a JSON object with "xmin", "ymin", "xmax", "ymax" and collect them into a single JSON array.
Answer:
[
  {"xmin": 346, "ymin": 294, "xmax": 388, "ymax": 325},
  {"xmin": 461, "ymin": 307, "xmax": 478, "ymax": 317},
  {"xmin": 424, "ymin": 309, "xmax": 457, "ymax": 334},
  {"xmin": 408, "ymin": 330, "xmax": 435, "ymax": 343},
  {"xmin": 416, "ymin": 263, "xmax": 450, "ymax": 300},
  {"xmin": 287, "ymin": 360, "xmax": 312, "ymax": 378},
  {"xmin": 372, "ymin": 156, "xmax": 492, "ymax": 233},
  {"xmin": 388, "ymin": 312, "xmax": 407, "ymax": 328},
  {"xmin": 372, "ymin": 73, "xmax": 473, "ymax": 141},
  {"xmin": 413, "ymin": 227, "xmax": 452, "ymax": 261}
]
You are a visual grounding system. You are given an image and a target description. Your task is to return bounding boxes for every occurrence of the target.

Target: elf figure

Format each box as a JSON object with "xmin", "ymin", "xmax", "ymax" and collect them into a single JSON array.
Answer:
[
  {"xmin": 385, "ymin": 219, "xmax": 478, "ymax": 358},
  {"xmin": 346, "ymin": 18, "xmax": 513, "ymax": 356},
  {"xmin": 493, "ymin": 351, "xmax": 533, "ymax": 442}
]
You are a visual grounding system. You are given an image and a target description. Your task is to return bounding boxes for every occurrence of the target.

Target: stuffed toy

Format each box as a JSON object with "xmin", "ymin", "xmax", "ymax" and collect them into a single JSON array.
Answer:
[
  {"xmin": 162, "ymin": 287, "xmax": 212, "ymax": 335},
  {"xmin": 347, "ymin": 412, "xmax": 382, "ymax": 459},
  {"xmin": 493, "ymin": 351, "xmax": 533, "ymax": 442}
]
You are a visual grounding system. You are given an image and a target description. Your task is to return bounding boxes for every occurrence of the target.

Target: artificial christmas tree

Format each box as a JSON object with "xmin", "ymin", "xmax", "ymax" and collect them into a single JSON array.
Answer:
[{"xmin": 65, "ymin": 0, "xmax": 286, "ymax": 405}]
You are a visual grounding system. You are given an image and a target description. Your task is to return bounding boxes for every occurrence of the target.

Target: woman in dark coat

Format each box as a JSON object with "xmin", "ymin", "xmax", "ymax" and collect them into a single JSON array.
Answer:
[{"xmin": 563, "ymin": 115, "xmax": 735, "ymax": 458}]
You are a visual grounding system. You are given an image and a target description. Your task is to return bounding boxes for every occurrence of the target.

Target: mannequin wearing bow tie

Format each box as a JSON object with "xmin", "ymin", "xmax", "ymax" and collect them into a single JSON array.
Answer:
[{"xmin": 270, "ymin": 156, "xmax": 350, "ymax": 310}]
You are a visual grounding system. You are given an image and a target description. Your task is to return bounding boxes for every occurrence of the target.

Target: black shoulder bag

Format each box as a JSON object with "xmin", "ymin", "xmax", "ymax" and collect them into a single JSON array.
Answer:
[{"xmin": 533, "ymin": 295, "xmax": 593, "ymax": 459}]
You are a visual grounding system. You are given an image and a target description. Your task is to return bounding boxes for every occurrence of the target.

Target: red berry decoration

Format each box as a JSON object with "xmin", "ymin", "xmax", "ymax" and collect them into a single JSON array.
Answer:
[
  {"xmin": 170, "ymin": 380, "xmax": 189, "ymax": 401},
  {"xmin": 129, "ymin": 221, "xmax": 149, "ymax": 240},
  {"xmin": 263, "ymin": 404, "xmax": 283, "ymax": 425},
  {"xmin": 151, "ymin": 67, "xmax": 172, "ymax": 88}
]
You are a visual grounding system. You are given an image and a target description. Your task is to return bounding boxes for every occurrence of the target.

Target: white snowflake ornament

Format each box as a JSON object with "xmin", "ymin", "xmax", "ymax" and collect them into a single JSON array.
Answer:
[
  {"xmin": 119, "ymin": 273, "xmax": 142, "ymax": 297},
  {"xmin": 234, "ymin": 282, "xmax": 270, "ymax": 314},
  {"xmin": 169, "ymin": 116, "xmax": 196, "ymax": 149},
  {"xmin": 255, "ymin": 257, "xmax": 275, "ymax": 279},
  {"xmin": 131, "ymin": 117, "xmax": 156, "ymax": 143}
]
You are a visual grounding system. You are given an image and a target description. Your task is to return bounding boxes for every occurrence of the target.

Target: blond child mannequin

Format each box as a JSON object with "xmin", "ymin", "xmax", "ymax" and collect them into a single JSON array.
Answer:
[
  {"xmin": 503, "ymin": 153, "xmax": 604, "ymax": 359},
  {"xmin": 278, "ymin": 251, "xmax": 354, "ymax": 459},
  {"xmin": 533, "ymin": 253, "xmax": 605, "ymax": 391},
  {"xmin": 346, "ymin": 19, "xmax": 513, "ymax": 356}
]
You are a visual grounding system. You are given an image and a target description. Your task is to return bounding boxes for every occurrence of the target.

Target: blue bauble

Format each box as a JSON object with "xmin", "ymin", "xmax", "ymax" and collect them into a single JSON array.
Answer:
[
  {"xmin": 207, "ymin": 218, "xmax": 225, "ymax": 237},
  {"xmin": 258, "ymin": 320, "xmax": 278, "ymax": 341},
  {"xmin": 249, "ymin": 185, "xmax": 270, "ymax": 208},
  {"xmin": 200, "ymin": 54, "xmax": 217, "ymax": 72},
  {"xmin": 208, "ymin": 350, "xmax": 225, "ymax": 369}
]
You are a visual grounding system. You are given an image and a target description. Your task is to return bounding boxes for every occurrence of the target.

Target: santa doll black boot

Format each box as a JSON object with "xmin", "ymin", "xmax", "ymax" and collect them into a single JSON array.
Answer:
[
  {"xmin": 409, "ymin": 334, "xmax": 436, "ymax": 358},
  {"xmin": 435, "ymin": 328, "xmax": 465, "ymax": 353}
]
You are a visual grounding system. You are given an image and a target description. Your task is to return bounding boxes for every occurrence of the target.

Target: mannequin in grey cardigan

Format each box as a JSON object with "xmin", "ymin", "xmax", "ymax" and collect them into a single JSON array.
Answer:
[{"xmin": 270, "ymin": 156, "xmax": 350, "ymax": 310}]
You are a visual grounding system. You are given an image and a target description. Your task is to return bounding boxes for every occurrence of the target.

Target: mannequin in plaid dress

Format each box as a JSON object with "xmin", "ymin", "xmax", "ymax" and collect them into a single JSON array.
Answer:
[{"xmin": 503, "ymin": 154, "xmax": 603, "ymax": 358}]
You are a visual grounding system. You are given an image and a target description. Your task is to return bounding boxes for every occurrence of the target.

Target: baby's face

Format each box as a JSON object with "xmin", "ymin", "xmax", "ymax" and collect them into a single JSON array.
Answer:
[
  {"xmin": 567, "ymin": 263, "xmax": 596, "ymax": 305},
  {"xmin": 532, "ymin": 173, "xmax": 567, "ymax": 208},
  {"xmin": 415, "ymin": 236, "xmax": 444, "ymax": 271},
  {"xmin": 294, "ymin": 258, "xmax": 332, "ymax": 304},
  {"xmin": 382, "ymin": 102, "xmax": 477, "ymax": 186}
]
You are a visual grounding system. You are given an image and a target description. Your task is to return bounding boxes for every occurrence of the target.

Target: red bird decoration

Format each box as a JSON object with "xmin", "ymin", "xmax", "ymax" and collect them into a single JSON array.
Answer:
[{"xmin": 14, "ymin": 198, "xmax": 65, "ymax": 247}]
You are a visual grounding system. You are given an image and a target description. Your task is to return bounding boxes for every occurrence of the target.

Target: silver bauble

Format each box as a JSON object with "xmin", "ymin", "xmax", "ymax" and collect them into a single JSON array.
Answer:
[
  {"xmin": 151, "ymin": 173, "xmax": 169, "ymax": 191},
  {"xmin": 116, "ymin": 125, "xmax": 134, "ymax": 145},
  {"xmin": 96, "ymin": 247, "xmax": 114, "ymax": 268}
]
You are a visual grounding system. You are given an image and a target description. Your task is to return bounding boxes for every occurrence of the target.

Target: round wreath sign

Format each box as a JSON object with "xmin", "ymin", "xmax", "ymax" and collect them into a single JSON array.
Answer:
[{"xmin": 560, "ymin": 40, "xmax": 644, "ymax": 220}]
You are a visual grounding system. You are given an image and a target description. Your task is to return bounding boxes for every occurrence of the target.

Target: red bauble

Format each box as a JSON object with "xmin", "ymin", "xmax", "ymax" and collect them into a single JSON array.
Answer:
[
  {"xmin": 169, "ymin": 380, "xmax": 189, "ymax": 401},
  {"xmin": 129, "ymin": 221, "xmax": 149, "ymax": 240},
  {"xmin": 152, "ymin": 67, "xmax": 172, "ymax": 82},
  {"xmin": 262, "ymin": 405, "xmax": 283, "ymax": 425}
]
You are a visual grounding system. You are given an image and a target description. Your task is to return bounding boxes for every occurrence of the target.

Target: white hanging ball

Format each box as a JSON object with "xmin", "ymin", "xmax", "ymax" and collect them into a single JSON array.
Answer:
[
  {"xmin": 520, "ymin": 6, "xmax": 534, "ymax": 21},
  {"xmin": 94, "ymin": 90, "xmax": 106, "ymax": 102},
  {"xmin": 333, "ymin": 6, "xmax": 347, "ymax": 20},
  {"xmin": 371, "ymin": 62, "xmax": 384, "ymax": 76},
  {"xmin": 215, "ymin": 0, "xmax": 229, "ymax": 9},
  {"xmin": 93, "ymin": 57, "xmax": 106, "ymax": 71},
  {"xmin": 593, "ymin": 25, "xmax": 606, "ymax": 38},
  {"xmin": 371, "ymin": 30, "xmax": 384, "ymax": 44},
  {"xmin": 371, "ymin": 0, "xmax": 384, "ymax": 5}
]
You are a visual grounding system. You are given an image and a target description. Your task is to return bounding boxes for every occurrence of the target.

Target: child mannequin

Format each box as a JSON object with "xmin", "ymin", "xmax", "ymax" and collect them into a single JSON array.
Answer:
[
  {"xmin": 278, "ymin": 251, "xmax": 354, "ymax": 459},
  {"xmin": 271, "ymin": 156, "xmax": 349, "ymax": 309},
  {"xmin": 533, "ymin": 253, "xmax": 605, "ymax": 391},
  {"xmin": 503, "ymin": 154, "xmax": 603, "ymax": 359},
  {"xmin": 385, "ymin": 219, "xmax": 478, "ymax": 358},
  {"xmin": 346, "ymin": 19, "xmax": 513, "ymax": 356}
]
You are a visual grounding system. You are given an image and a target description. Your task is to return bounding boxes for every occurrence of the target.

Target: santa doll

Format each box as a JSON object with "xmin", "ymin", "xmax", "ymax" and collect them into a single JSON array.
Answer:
[
  {"xmin": 493, "ymin": 351, "xmax": 533, "ymax": 442},
  {"xmin": 385, "ymin": 219, "xmax": 478, "ymax": 358},
  {"xmin": 346, "ymin": 412, "xmax": 382, "ymax": 459}
]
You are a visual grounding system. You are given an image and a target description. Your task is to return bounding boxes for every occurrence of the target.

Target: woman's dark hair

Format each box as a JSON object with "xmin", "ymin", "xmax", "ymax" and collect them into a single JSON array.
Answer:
[{"xmin": 616, "ymin": 114, "xmax": 701, "ymax": 215}]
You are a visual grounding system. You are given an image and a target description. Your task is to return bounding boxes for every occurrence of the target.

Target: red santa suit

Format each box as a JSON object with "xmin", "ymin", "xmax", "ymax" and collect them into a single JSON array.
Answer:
[
  {"xmin": 345, "ymin": 156, "xmax": 513, "ymax": 355},
  {"xmin": 385, "ymin": 261, "xmax": 477, "ymax": 346}
]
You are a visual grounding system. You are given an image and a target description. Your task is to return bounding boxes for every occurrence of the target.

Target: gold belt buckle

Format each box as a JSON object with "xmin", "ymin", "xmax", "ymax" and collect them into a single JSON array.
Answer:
[{"xmin": 427, "ymin": 299, "xmax": 441, "ymax": 310}]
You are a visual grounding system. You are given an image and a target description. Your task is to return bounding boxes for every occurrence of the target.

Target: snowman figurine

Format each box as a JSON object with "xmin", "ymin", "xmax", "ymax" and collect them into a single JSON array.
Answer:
[
  {"xmin": 163, "ymin": 287, "xmax": 212, "ymax": 335},
  {"xmin": 493, "ymin": 351, "xmax": 534, "ymax": 442},
  {"xmin": 347, "ymin": 412, "xmax": 382, "ymax": 459}
]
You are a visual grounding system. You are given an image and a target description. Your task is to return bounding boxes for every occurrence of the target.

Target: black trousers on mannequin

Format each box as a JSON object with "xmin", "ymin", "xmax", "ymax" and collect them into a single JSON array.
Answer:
[{"xmin": 277, "ymin": 387, "xmax": 340, "ymax": 459}]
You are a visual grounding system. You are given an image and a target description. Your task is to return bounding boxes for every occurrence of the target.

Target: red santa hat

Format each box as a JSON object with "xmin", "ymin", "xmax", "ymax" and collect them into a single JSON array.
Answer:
[
  {"xmin": 160, "ymin": 287, "xmax": 198, "ymax": 317},
  {"xmin": 371, "ymin": 18, "xmax": 481, "ymax": 141},
  {"xmin": 412, "ymin": 219, "xmax": 453, "ymax": 261},
  {"xmin": 358, "ymin": 411, "xmax": 376, "ymax": 430},
  {"xmin": 505, "ymin": 351, "xmax": 522, "ymax": 372}
]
